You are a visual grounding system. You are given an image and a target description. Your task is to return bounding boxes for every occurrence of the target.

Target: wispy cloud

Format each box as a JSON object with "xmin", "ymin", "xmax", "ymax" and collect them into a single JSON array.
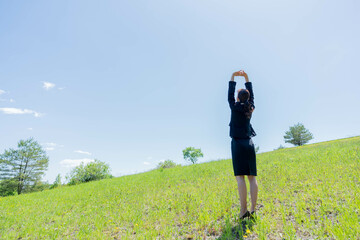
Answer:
[
  {"xmin": 0, "ymin": 98, "xmax": 15, "ymax": 103},
  {"xmin": 42, "ymin": 142, "xmax": 64, "ymax": 151},
  {"xmin": 0, "ymin": 107, "xmax": 43, "ymax": 117},
  {"xmin": 74, "ymin": 150, "xmax": 92, "ymax": 155},
  {"xmin": 143, "ymin": 161, "xmax": 151, "ymax": 165},
  {"xmin": 60, "ymin": 158, "xmax": 95, "ymax": 168},
  {"xmin": 0, "ymin": 89, "xmax": 5, "ymax": 95},
  {"xmin": 42, "ymin": 82, "xmax": 56, "ymax": 90},
  {"xmin": 27, "ymin": 127, "xmax": 33, "ymax": 131}
]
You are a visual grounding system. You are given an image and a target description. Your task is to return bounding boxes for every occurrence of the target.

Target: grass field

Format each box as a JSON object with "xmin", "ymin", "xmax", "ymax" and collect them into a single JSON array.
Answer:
[{"xmin": 1, "ymin": 136, "xmax": 359, "ymax": 239}]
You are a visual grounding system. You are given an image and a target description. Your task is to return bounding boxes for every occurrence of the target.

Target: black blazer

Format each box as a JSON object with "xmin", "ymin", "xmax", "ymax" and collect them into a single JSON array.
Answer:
[{"xmin": 228, "ymin": 81, "xmax": 256, "ymax": 138}]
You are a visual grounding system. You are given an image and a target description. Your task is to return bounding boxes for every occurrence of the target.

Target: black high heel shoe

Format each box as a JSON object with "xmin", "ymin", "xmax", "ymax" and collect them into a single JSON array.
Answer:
[{"xmin": 239, "ymin": 210, "xmax": 250, "ymax": 220}]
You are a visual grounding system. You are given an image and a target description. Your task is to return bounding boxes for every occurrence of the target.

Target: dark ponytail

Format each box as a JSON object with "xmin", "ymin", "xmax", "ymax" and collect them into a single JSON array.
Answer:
[{"xmin": 238, "ymin": 89, "xmax": 254, "ymax": 119}]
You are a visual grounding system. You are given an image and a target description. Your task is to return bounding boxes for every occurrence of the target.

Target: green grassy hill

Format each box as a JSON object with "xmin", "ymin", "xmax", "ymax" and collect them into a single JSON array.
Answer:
[{"xmin": 1, "ymin": 137, "xmax": 359, "ymax": 239}]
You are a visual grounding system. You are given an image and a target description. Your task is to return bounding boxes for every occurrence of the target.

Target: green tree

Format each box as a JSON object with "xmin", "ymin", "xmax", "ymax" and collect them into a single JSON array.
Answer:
[
  {"xmin": 284, "ymin": 123, "xmax": 314, "ymax": 146},
  {"xmin": 66, "ymin": 159, "xmax": 112, "ymax": 185},
  {"xmin": 0, "ymin": 138, "xmax": 49, "ymax": 195},
  {"xmin": 182, "ymin": 147, "xmax": 204, "ymax": 164},
  {"xmin": 157, "ymin": 159, "xmax": 178, "ymax": 169}
]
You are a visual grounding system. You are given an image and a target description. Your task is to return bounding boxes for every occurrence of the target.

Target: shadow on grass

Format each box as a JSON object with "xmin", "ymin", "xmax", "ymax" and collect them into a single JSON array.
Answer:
[{"xmin": 216, "ymin": 217, "xmax": 257, "ymax": 240}]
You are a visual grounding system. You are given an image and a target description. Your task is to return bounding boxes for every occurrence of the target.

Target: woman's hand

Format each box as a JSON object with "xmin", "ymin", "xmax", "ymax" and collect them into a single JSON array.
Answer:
[
  {"xmin": 231, "ymin": 70, "xmax": 250, "ymax": 82},
  {"xmin": 239, "ymin": 70, "xmax": 249, "ymax": 82},
  {"xmin": 230, "ymin": 71, "xmax": 241, "ymax": 81},
  {"xmin": 233, "ymin": 71, "xmax": 242, "ymax": 77}
]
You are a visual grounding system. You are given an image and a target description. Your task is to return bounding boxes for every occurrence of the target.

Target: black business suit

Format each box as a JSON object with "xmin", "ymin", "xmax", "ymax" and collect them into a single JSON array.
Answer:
[{"xmin": 228, "ymin": 81, "xmax": 257, "ymax": 176}]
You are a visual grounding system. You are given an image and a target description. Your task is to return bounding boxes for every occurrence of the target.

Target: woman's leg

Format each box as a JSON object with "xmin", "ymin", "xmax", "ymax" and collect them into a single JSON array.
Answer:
[
  {"xmin": 247, "ymin": 175, "xmax": 258, "ymax": 212},
  {"xmin": 235, "ymin": 175, "xmax": 247, "ymax": 216}
]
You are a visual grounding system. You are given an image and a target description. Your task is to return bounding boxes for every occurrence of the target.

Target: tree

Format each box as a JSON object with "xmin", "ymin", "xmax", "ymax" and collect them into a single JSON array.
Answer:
[
  {"xmin": 182, "ymin": 147, "xmax": 204, "ymax": 164},
  {"xmin": 66, "ymin": 159, "xmax": 112, "ymax": 185},
  {"xmin": 0, "ymin": 138, "xmax": 49, "ymax": 195},
  {"xmin": 284, "ymin": 123, "xmax": 314, "ymax": 146}
]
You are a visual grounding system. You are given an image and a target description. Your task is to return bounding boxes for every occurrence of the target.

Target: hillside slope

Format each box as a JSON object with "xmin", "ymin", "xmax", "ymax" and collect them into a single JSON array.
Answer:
[{"xmin": 1, "ymin": 137, "xmax": 359, "ymax": 239}]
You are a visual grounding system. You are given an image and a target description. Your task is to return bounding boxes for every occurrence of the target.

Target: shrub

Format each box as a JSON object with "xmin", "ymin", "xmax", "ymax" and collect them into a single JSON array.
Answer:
[
  {"xmin": 50, "ymin": 174, "xmax": 62, "ymax": 189},
  {"xmin": 157, "ymin": 159, "xmax": 178, "ymax": 169},
  {"xmin": 66, "ymin": 159, "xmax": 112, "ymax": 185},
  {"xmin": 0, "ymin": 179, "xmax": 18, "ymax": 197},
  {"xmin": 276, "ymin": 144, "xmax": 286, "ymax": 150}
]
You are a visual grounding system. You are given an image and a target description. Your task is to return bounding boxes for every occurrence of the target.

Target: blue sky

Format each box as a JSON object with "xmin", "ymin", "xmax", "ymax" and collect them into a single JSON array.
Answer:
[{"xmin": 1, "ymin": 0, "xmax": 359, "ymax": 183}]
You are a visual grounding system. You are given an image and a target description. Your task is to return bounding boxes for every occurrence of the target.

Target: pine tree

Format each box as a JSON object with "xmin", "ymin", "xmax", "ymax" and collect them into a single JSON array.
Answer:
[{"xmin": 284, "ymin": 123, "xmax": 314, "ymax": 146}]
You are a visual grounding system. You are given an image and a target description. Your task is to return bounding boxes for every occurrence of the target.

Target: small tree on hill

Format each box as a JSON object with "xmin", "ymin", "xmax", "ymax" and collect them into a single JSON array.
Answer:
[
  {"xmin": 284, "ymin": 123, "xmax": 313, "ymax": 146},
  {"xmin": 0, "ymin": 138, "xmax": 49, "ymax": 195},
  {"xmin": 182, "ymin": 147, "xmax": 204, "ymax": 164}
]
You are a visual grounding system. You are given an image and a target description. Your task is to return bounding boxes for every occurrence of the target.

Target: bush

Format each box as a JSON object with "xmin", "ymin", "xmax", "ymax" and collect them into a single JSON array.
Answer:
[
  {"xmin": 0, "ymin": 179, "xmax": 18, "ymax": 197},
  {"xmin": 276, "ymin": 144, "xmax": 286, "ymax": 150},
  {"xmin": 25, "ymin": 179, "xmax": 51, "ymax": 193},
  {"xmin": 50, "ymin": 174, "xmax": 62, "ymax": 189},
  {"xmin": 66, "ymin": 159, "xmax": 112, "ymax": 185},
  {"xmin": 157, "ymin": 159, "xmax": 178, "ymax": 169}
]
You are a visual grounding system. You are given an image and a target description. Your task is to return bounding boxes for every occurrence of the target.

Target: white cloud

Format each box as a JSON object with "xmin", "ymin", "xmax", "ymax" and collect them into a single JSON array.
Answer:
[
  {"xmin": 147, "ymin": 156, "xmax": 153, "ymax": 160},
  {"xmin": 42, "ymin": 82, "xmax": 56, "ymax": 90},
  {"xmin": 74, "ymin": 150, "xmax": 92, "ymax": 155},
  {"xmin": 143, "ymin": 161, "xmax": 151, "ymax": 165},
  {"xmin": 0, "ymin": 89, "xmax": 5, "ymax": 95},
  {"xmin": 60, "ymin": 158, "xmax": 95, "ymax": 168},
  {"xmin": 27, "ymin": 127, "xmax": 33, "ymax": 131},
  {"xmin": 0, "ymin": 107, "xmax": 43, "ymax": 117},
  {"xmin": 43, "ymin": 142, "xmax": 57, "ymax": 147},
  {"xmin": 42, "ymin": 142, "xmax": 64, "ymax": 151},
  {"xmin": 0, "ymin": 98, "xmax": 15, "ymax": 103},
  {"xmin": 58, "ymin": 87, "xmax": 65, "ymax": 90}
]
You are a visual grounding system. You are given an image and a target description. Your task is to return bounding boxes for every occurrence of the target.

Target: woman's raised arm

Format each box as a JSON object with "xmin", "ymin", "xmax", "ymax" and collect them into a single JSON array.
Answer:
[{"xmin": 228, "ymin": 71, "xmax": 242, "ymax": 109}]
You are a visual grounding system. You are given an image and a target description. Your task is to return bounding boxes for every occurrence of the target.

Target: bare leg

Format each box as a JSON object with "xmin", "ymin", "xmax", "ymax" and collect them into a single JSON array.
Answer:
[
  {"xmin": 235, "ymin": 175, "xmax": 248, "ymax": 216},
  {"xmin": 247, "ymin": 175, "xmax": 258, "ymax": 212}
]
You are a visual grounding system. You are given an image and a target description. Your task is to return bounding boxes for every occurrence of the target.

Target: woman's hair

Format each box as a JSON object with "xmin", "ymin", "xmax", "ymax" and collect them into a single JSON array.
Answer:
[{"xmin": 237, "ymin": 89, "xmax": 254, "ymax": 119}]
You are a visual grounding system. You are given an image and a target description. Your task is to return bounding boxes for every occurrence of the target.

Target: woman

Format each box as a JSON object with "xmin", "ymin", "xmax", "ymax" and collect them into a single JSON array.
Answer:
[{"xmin": 228, "ymin": 70, "xmax": 258, "ymax": 220}]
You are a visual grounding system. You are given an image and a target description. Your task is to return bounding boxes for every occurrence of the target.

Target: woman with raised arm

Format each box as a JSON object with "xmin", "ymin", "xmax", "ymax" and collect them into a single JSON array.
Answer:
[{"xmin": 228, "ymin": 70, "xmax": 258, "ymax": 221}]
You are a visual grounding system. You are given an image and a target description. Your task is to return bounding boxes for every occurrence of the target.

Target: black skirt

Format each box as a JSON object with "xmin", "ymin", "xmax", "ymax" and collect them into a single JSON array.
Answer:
[{"xmin": 231, "ymin": 137, "xmax": 257, "ymax": 176}]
